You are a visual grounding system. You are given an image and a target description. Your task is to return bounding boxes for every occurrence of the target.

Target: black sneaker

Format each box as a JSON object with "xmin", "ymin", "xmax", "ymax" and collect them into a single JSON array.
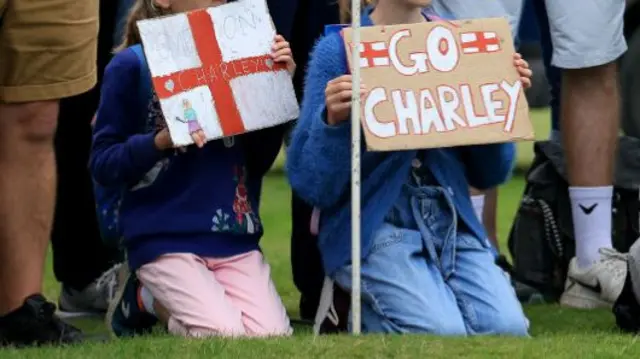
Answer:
[
  {"xmin": 495, "ymin": 254, "xmax": 548, "ymax": 304},
  {"xmin": 0, "ymin": 294, "xmax": 84, "ymax": 347},
  {"xmin": 299, "ymin": 294, "xmax": 319, "ymax": 322},
  {"xmin": 613, "ymin": 266, "xmax": 640, "ymax": 333}
]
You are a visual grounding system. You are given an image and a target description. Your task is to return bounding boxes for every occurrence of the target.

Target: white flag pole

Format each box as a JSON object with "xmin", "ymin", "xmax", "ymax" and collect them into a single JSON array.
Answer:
[{"xmin": 350, "ymin": 0, "xmax": 362, "ymax": 335}]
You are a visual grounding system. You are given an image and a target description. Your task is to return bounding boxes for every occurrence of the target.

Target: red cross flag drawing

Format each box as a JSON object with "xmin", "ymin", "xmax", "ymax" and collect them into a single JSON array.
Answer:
[
  {"xmin": 459, "ymin": 31, "xmax": 501, "ymax": 54},
  {"xmin": 359, "ymin": 41, "xmax": 390, "ymax": 68},
  {"xmin": 136, "ymin": 0, "xmax": 299, "ymax": 146}
]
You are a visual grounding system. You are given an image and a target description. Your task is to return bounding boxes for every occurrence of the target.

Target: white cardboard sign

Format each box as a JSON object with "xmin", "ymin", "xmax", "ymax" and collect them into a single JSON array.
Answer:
[{"xmin": 137, "ymin": 0, "xmax": 299, "ymax": 146}]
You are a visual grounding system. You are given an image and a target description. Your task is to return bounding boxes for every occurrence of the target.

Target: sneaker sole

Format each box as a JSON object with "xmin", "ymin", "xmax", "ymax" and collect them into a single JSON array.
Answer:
[
  {"xmin": 559, "ymin": 287, "xmax": 611, "ymax": 309},
  {"xmin": 56, "ymin": 310, "xmax": 103, "ymax": 320},
  {"xmin": 105, "ymin": 262, "xmax": 131, "ymax": 338}
]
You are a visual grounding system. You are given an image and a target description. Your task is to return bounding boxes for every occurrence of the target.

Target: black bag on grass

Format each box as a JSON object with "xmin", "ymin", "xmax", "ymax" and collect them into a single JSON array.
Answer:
[{"xmin": 507, "ymin": 137, "xmax": 640, "ymax": 302}]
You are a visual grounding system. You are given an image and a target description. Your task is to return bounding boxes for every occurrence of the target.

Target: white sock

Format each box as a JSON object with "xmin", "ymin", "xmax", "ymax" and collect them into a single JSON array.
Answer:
[
  {"xmin": 471, "ymin": 194, "xmax": 485, "ymax": 222},
  {"xmin": 569, "ymin": 186, "xmax": 613, "ymax": 268},
  {"xmin": 139, "ymin": 286, "xmax": 156, "ymax": 315}
]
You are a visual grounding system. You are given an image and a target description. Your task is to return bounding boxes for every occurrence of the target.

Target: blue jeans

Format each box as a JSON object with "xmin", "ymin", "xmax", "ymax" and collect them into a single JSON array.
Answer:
[{"xmin": 333, "ymin": 185, "xmax": 529, "ymax": 335}]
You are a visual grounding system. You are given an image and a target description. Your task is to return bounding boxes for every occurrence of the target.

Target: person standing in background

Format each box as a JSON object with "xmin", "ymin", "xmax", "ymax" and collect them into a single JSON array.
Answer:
[
  {"xmin": 53, "ymin": 0, "xmax": 125, "ymax": 319},
  {"xmin": 528, "ymin": 0, "xmax": 627, "ymax": 309},
  {"xmin": 0, "ymin": 0, "xmax": 98, "ymax": 347},
  {"xmin": 288, "ymin": 0, "xmax": 341, "ymax": 322},
  {"xmin": 430, "ymin": 0, "xmax": 524, "ymax": 253}
]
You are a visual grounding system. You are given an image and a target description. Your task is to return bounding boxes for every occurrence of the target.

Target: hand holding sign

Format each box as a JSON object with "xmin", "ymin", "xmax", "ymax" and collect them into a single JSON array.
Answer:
[
  {"xmin": 154, "ymin": 128, "xmax": 174, "ymax": 151},
  {"xmin": 341, "ymin": 17, "xmax": 535, "ymax": 151},
  {"xmin": 137, "ymin": 0, "xmax": 299, "ymax": 147},
  {"xmin": 325, "ymin": 75, "xmax": 368, "ymax": 126},
  {"xmin": 514, "ymin": 53, "xmax": 532, "ymax": 89},
  {"xmin": 271, "ymin": 35, "xmax": 296, "ymax": 76}
]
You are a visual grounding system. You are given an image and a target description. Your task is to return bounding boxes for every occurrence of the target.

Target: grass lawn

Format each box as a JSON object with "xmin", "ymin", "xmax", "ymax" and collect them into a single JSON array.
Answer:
[{"xmin": 6, "ymin": 109, "xmax": 639, "ymax": 358}]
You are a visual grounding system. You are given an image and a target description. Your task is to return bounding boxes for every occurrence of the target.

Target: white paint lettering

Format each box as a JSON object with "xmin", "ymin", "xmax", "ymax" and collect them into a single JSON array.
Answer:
[
  {"xmin": 436, "ymin": 85, "xmax": 466, "ymax": 131},
  {"xmin": 419, "ymin": 90, "xmax": 446, "ymax": 133},
  {"xmin": 426, "ymin": 26, "xmax": 459, "ymax": 72},
  {"xmin": 480, "ymin": 83, "xmax": 505, "ymax": 124},
  {"xmin": 460, "ymin": 84, "xmax": 489, "ymax": 127},
  {"xmin": 365, "ymin": 87, "xmax": 396, "ymax": 138},
  {"xmin": 391, "ymin": 90, "xmax": 421, "ymax": 135},
  {"xmin": 389, "ymin": 30, "xmax": 428, "ymax": 76},
  {"xmin": 500, "ymin": 80, "xmax": 522, "ymax": 132}
]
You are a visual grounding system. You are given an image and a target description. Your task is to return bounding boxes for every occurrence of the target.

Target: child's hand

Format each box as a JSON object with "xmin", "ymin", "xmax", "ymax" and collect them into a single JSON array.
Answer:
[
  {"xmin": 154, "ymin": 128, "xmax": 174, "ymax": 151},
  {"xmin": 271, "ymin": 34, "xmax": 296, "ymax": 76},
  {"xmin": 190, "ymin": 129, "xmax": 207, "ymax": 148},
  {"xmin": 325, "ymin": 75, "xmax": 367, "ymax": 126},
  {"xmin": 514, "ymin": 53, "xmax": 532, "ymax": 89}
]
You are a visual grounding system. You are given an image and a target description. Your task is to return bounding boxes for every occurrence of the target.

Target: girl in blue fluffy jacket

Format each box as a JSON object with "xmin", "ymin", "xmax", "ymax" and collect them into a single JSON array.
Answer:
[{"xmin": 287, "ymin": 0, "xmax": 533, "ymax": 335}]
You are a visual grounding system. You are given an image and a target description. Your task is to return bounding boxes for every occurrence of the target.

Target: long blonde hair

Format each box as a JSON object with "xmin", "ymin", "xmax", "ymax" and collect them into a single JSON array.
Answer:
[
  {"xmin": 338, "ymin": 0, "xmax": 375, "ymax": 23},
  {"xmin": 114, "ymin": 0, "xmax": 169, "ymax": 52}
]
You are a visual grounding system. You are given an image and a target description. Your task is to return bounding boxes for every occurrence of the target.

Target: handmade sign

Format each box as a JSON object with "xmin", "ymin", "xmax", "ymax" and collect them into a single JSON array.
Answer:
[
  {"xmin": 137, "ymin": 0, "xmax": 299, "ymax": 147},
  {"xmin": 341, "ymin": 17, "xmax": 534, "ymax": 151}
]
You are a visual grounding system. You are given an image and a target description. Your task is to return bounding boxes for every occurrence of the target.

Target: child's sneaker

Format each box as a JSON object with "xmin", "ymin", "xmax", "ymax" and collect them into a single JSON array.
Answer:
[
  {"xmin": 313, "ymin": 277, "xmax": 349, "ymax": 335},
  {"xmin": 105, "ymin": 263, "xmax": 157, "ymax": 337}
]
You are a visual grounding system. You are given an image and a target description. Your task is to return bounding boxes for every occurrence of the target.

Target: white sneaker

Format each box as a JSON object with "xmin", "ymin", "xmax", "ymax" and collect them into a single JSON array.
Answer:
[
  {"xmin": 313, "ymin": 277, "xmax": 339, "ymax": 335},
  {"xmin": 57, "ymin": 263, "xmax": 123, "ymax": 318},
  {"xmin": 560, "ymin": 248, "xmax": 628, "ymax": 309}
]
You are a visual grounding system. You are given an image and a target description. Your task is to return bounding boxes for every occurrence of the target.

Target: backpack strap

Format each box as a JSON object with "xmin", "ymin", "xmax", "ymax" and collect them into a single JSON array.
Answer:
[{"xmin": 129, "ymin": 44, "xmax": 153, "ymax": 120}]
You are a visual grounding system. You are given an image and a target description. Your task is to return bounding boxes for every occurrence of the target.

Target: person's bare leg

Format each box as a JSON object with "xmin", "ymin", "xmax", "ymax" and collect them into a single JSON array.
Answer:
[
  {"xmin": 153, "ymin": 301, "xmax": 170, "ymax": 324},
  {"xmin": 482, "ymin": 188, "xmax": 499, "ymax": 251},
  {"xmin": 558, "ymin": 61, "xmax": 626, "ymax": 309},
  {"xmin": 469, "ymin": 187, "xmax": 499, "ymax": 250},
  {"xmin": 562, "ymin": 64, "xmax": 618, "ymax": 188},
  {"xmin": 562, "ymin": 63, "xmax": 618, "ymax": 269},
  {"xmin": 0, "ymin": 101, "xmax": 58, "ymax": 315}
]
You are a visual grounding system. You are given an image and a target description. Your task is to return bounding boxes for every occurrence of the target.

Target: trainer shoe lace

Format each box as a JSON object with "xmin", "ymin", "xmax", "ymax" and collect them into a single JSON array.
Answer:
[
  {"xmin": 95, "ymin": 263, "xmax": 122, "ymax": 304},
  {"xmin": 598, "ymin": 247, "xmax": 628, "ymax": 302},
  {"xmin": 599, "ymin": 247, "xmax": 628, "ymax": 278}
]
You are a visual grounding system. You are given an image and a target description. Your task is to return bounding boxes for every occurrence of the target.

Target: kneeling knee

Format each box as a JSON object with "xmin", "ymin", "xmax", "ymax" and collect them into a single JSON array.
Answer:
[
  {"xmin": 248, "ymin": 319, "xmax": 293, "ymax": 337},
  {"xmin": 168, "ymin": 317, "xmax": 246, "ymax": 338},
  {"xmin": 432, "ymin": 319, "xmax": 467, "ymax": 336},
  {"xmin": 250, "ymin": 326, "xmax": 293, "ymax": 338},
  {"xmin": 390, "ymin": 316, "xmax": 467, "ymax": 336},
  {"xmin": 479, "ymin": 312, "xmax": 529, "ymax": 336}
]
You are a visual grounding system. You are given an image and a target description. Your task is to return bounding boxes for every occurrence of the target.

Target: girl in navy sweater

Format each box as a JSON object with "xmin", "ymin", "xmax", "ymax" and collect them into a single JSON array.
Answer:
[
  {"xmin": 288, "ymin": 0, "xmax": 533, "ymax": 335},
  {"xmin": 92, "ymin": 0, "xmax": 294, "ymax": 338}
]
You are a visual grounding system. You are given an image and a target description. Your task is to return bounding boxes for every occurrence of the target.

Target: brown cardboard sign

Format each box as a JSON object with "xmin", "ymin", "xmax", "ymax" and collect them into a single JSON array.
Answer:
[{"xmin": 341, "ymin": 17, "xmax": 534, "ymax": 151}]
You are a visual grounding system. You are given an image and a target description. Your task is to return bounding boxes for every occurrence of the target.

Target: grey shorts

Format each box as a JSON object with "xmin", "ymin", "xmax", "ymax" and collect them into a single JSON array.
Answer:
[
  {"xmin": 543, "ymin": 0, "xmax": 627, "ymax": 69},
  {"xmin": 431, "ymin": 0, "xmax": 627, "ymax": 69},
  {"xmin": 430, "ymin": 0, "xmax": 524, "ymax": 37}
]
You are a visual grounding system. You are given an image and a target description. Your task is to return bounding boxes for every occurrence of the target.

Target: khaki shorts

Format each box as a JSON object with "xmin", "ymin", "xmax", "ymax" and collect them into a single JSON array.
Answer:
[{"xmin": 0, "ymin": 0, "xmax": 99, "ymax": 103}]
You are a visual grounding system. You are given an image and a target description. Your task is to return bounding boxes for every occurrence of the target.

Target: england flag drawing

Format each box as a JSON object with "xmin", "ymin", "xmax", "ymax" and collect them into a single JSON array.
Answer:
[
  {"xmin": 137, "ymin": 0, "xmax": 299, "ymax": 146},
  {"xmin": 459, "ymin": 31, "xmax": 501, "ymax": 54},
  {"xmin": 358, "ymin": 41, "xmax": 390, "ymax": 68}
]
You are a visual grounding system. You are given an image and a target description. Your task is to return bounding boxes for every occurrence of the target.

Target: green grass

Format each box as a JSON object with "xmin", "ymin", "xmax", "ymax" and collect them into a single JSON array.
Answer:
[{"xmin": 6, "ymin": 109, "xmax": 638, "ymax": 358}]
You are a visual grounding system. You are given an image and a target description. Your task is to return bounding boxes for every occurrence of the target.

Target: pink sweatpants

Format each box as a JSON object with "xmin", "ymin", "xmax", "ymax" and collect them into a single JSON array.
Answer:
[{"xmin": 137, "ymin": 251, "xmax": 292, "ymax": 338}]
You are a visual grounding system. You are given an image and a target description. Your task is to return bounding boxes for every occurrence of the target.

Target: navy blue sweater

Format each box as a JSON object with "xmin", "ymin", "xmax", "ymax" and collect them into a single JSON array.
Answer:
[
  {"xmin": 286, "ymin": 13, "xmax": 516, "ymax": 276},
  {"xmin": 90, "ymin": 49, "xmax": 284, "ymax": 270}
]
